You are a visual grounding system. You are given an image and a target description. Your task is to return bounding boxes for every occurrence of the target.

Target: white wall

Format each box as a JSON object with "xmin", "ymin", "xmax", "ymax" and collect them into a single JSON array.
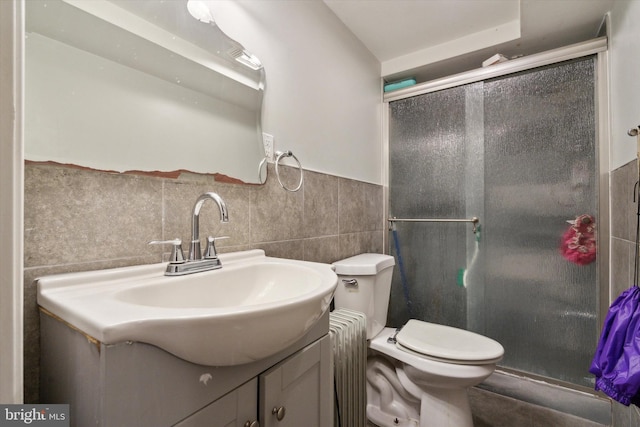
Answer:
[
  {"xmin": 208, "ymin": 0, "xmax": 383, "ymax": 184},
  {"xmin": 609, "ymin": 0, "xmax": 640, "ymax": 170}
]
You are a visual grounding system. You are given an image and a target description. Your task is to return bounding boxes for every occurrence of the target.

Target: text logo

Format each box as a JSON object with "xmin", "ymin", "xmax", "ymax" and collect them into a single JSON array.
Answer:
[{"xmin": 0, "ymin": 405, "xmax": 69, "ymax": 426}]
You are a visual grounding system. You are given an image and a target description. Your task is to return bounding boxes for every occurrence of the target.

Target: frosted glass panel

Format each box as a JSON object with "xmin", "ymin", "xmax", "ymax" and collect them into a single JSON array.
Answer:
[
  {"xmin": 387, "ymin": 58, "xmax": 598, "ymax": 388},
  {"xmin": 483, "ymin": 59, "xmax": 597, "ymax": 386},
  {"xmin": 388, "ymin": 86, "xmax": 470, "ymax": 330}
]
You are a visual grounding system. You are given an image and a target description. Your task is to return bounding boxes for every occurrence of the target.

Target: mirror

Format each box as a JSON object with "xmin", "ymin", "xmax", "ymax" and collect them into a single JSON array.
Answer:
[{"xmin": 25, "ymin": 0, "xmax": 266, "ymax": 184}]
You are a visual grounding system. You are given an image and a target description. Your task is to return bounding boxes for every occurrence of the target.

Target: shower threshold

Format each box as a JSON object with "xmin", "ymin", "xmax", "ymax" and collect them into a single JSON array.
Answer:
[{"xmin": 477, "ymin": 369, "xmax": 610, "ymax": 425}]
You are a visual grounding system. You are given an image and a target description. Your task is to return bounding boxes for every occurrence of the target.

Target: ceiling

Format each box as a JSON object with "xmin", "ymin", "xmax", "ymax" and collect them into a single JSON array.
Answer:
[{"xmin": 323, "ymin": 0, "xmax": 614, "ymax": 83}]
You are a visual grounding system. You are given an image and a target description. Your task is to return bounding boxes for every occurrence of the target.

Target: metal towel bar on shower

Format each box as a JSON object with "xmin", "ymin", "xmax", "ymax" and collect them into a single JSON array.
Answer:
[{"xmin": 388, "ymin": 216, "xmax": 480, "ymax": 234}]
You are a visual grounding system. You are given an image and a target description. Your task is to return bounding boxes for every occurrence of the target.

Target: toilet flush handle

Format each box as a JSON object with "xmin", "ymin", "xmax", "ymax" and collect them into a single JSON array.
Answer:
[{"xmin": 342, "ymin": 278, "xmax": 358, "ymax": 288}]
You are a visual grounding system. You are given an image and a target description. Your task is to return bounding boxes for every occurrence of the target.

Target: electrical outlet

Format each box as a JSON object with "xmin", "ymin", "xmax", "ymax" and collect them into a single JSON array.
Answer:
[{"xmin": 262, "ymin": 133, "xmax": 274, "ymax": 162}]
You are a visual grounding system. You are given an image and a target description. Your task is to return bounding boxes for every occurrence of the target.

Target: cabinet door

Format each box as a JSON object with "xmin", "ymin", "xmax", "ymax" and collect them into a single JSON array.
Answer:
[
  {"xmin": 259, "ymin": 335, "xmax": 332, "ymax": 427},
  {"xmin": 174, "ymin": 378, "xmax": 258, "ymax": 427}
]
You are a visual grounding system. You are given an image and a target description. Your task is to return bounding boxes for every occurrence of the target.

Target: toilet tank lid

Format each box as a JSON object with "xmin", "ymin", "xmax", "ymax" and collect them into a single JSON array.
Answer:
[{"xmin": 332, "ymin": 253, "xmax": 395, "ymax": 275}]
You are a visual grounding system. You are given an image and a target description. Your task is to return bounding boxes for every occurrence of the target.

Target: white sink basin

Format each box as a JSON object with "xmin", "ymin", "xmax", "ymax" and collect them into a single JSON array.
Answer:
[{"xmin": 37, "ymin": 250, "xmax": 338, "ymax": 366}]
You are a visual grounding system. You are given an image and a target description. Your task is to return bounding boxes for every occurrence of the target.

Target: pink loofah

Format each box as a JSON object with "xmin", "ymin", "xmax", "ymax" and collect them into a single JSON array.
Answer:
[{"xmin": 561, "ymin": 214, "xmax": 596, "ymax": 265}]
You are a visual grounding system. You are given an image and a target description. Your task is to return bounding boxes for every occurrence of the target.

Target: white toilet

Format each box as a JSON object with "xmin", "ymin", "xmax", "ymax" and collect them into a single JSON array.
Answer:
[{"xmin": 332, "ymin": 253, "xmax": 504, "ymax": 427}]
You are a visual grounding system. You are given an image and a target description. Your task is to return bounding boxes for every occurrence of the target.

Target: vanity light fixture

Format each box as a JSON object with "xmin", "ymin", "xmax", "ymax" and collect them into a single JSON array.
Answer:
[{"xmin": 186, "ymin": 0, "xmax": 263, "ymax": 71}]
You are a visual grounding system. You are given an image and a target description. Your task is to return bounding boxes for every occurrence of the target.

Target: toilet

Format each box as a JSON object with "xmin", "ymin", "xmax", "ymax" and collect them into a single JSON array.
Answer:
[{"xmin": 332, "ymin": 253, "xmax": 504, "ymax": 427}]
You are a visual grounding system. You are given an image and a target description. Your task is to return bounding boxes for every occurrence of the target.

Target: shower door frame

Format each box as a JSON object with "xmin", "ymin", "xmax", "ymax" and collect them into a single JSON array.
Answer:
[{"xmin": 382, "ymin": 37, "xmax": 610, "ymax": 394}]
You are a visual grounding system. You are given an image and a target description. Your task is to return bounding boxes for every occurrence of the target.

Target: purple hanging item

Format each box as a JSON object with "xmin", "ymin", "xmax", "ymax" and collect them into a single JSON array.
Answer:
[{"xmin": 590, "ymin": 286, "xmax": 640, "ymax": 406}]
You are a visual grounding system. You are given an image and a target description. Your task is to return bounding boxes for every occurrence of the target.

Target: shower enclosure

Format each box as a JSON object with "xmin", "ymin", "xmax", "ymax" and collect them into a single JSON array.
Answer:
[{"xmin": 385, "ymin": 41, "xmax": 608, "ymax": 389}]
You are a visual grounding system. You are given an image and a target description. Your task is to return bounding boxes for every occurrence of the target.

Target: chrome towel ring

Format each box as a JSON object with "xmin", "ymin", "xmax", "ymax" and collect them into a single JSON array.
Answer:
[{"xmin": 275, "ymin": 150, "xmax": 303, "ymax": 192}]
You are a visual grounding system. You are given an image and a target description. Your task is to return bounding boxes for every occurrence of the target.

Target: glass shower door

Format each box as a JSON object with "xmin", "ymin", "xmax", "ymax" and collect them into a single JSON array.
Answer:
[
  {"xmin": 387, "ymin": 85, "xmax": 471, "ymax": 330},
  {"xmin": 387, "ymin": 57, "xmax": 598, "ymax": 388},
  {"xmin": 482, "ymin": 58, "xmax": 597, "ymax": 386}
]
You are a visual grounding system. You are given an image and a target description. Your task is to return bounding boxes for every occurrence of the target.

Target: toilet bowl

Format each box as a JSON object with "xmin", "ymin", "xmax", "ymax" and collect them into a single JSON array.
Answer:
[{"xmin": 332, "ymin": 253, "xmax": 504, "ymax": 427}]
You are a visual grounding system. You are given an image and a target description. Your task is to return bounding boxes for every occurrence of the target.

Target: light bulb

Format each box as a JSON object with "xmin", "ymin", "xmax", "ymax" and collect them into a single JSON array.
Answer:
[{"xmin": 186, "ymin": 0, "xmax": 215, "ymax": 24}]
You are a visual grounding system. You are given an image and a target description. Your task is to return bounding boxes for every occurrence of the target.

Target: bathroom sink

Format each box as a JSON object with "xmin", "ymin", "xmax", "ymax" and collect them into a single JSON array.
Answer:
[{"xmin": 37, "ymin": 250, "xmax": 338, "ymax": 366}]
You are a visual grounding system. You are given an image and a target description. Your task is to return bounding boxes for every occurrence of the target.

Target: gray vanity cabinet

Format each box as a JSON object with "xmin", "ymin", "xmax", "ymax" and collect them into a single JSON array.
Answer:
[
  {"xmin": 174, "ymin": 379, "xmax": 258, "ymax": 427},
  {"xmin": 40, "ymin": 310, "xmax": 332, "ymax": 427},
  {"xmin": 259, "ymin": 335, "xmax": 332, "ymax": 427},
  {"xmin": 175, "ymin": 335, "xmax": 332, "ymax": 427}
]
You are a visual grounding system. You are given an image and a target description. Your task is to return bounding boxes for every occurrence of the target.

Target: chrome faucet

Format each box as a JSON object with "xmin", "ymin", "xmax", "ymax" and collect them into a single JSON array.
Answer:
[
  {"xmin": 149, "ymin": 192, "xmax": 229, "ymax": 276},
  {"xmin": 189, "ymin": 192, "xmax": 229, "ymax": 260}
]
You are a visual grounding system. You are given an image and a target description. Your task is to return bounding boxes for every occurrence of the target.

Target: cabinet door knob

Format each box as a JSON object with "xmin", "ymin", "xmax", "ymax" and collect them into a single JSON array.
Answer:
[
  {"xmin": 244, "ymin": 421, "xmax": 259, "ymax": 427},
  {"xmin": 271, "ymin": 406, "xmax": 286, "ymax": 421}
]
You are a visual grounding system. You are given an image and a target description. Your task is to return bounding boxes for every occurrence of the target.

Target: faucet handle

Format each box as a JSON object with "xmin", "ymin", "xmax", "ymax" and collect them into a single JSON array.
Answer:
[
  {"xmin": 148, "ymin": 238, "xmax": 186, "ymax": 264},
  {"xmin": 204, "ymin": 236, "xmax": 229, "ymax": 259}
]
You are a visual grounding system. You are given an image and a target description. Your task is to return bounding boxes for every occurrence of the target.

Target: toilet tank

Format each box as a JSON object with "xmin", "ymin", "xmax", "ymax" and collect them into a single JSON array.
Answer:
[{"xmin": 332, "ymin": 253, "xmax": 395, "ymax": 339}]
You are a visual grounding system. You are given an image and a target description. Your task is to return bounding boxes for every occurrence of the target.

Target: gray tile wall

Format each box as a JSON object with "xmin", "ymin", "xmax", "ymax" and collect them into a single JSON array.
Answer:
[
  {"xmin": 24, "ymin": 162, "xmax": 384, "ymax": 403},
  {"xmin": 610, "ymin": 159, "xmax": 640, "ymax": 426}
]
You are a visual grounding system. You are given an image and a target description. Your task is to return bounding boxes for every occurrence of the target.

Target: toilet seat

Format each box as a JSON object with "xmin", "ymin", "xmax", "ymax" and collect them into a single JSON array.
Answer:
[
  {"xmin": 369, "ymin": 328, "xmax": 498, "ymax": 383},
  {"xmin": 395, "ymin": 320, "xmax": 504, "ymax": 365}
]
